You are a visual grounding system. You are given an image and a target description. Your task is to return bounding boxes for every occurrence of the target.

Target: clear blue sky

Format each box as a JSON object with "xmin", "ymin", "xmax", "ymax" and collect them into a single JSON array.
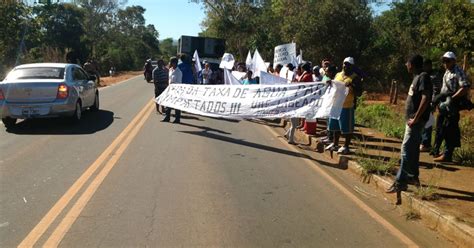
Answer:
[
  {"xmin": 127, "ymin": 0, "xmax": 206, "ymax": 40},
  {"xmin": 127, "ymin": 1, "xmax": 391, "ymax": 40}
]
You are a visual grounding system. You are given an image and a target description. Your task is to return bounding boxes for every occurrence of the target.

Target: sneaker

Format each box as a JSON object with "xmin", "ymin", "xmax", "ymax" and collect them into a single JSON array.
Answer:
[
  {"xmin": 336, "ymin": 146, "xmax": 350, "ymax": 155},
  {"xmin": 320, "ymin": 137, "xmax": 331, "ymax": 145},
  {"xmin": 325, "ymin": 143, "xmax": 338, "ymax": 151}
]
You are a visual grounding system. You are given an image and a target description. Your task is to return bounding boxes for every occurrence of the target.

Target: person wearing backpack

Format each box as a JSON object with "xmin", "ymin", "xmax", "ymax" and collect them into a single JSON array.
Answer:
[{"xmin": 432, "ymin": 52, "xmax": 471, "ymax": 162}]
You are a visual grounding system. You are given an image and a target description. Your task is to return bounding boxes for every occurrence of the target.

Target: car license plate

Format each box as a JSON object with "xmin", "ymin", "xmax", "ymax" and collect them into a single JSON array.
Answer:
[{"xmin": 21, "ymin": 108, "xmax": 40, "ymax": 116}]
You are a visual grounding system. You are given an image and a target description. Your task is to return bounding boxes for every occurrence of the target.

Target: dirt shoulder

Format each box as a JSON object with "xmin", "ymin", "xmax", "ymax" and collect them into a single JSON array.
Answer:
[{"xmin": 99, "ymin": 71, "xmax": 142, "ymax": 87}]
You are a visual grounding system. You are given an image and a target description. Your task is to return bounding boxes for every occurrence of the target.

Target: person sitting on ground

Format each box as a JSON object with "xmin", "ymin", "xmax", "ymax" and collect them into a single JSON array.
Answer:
[{"xmin": 387, "ymin": 54, "xmax": 432, "ymax": 193}]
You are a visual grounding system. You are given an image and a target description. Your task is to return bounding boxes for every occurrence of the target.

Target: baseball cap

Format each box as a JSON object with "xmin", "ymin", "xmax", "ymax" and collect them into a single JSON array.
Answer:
[
  {"xmin": 343, "ymin": 57, "xmax": 355, "ymax": 65},
  {"xmin": 442, "ymin": 51, "xmax": 456, "ymax": 60}
]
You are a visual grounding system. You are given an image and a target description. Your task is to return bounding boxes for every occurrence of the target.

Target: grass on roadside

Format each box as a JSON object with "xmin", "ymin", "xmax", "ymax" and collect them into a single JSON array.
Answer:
[
  {"xmin": 356, "ymin": 93, "xmax": 406, "ymax": 140},
  {"xmin": 354, "ymin": 138, "xmax": 398, "ymax": 183},
  {"xmin": 404, "ymin": 198, "xmax": 421, "ymax": 221},
  {"xmin": 453, "ymin": 116, "xmax": 474, "ymax": 167}
]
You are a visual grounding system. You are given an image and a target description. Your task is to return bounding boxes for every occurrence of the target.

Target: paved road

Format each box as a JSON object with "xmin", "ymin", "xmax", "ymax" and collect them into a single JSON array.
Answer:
[{"xmin": 1, "ymin": 77, "xmax": 453, "ymax": 247}]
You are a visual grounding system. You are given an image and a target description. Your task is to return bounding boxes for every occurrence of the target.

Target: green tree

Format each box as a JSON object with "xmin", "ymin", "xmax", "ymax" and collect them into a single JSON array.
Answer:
[
  {"xmin": 159, "ymin": 38, "xmax": 177, "ymax": 60},
  {"xmin": 0, "ymin": 1, "xmax": 32, "ymax": 77},
  {"xmin": 32, "ymin": 3, "xmax": 86, "ymax": 63}
]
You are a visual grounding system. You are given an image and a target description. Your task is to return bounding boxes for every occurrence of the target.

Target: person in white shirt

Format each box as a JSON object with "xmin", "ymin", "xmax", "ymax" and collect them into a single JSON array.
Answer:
[
  {"xmin": 162, "ymin": 57, "xmax": 182, "ymax": 123},
  {"xmin": 200, "ymin": 62, "xmax": 213, "ymax": 84}
]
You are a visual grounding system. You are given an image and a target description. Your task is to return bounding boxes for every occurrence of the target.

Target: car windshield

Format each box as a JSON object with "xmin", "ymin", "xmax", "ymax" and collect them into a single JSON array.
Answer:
[{"xmin": 6, "ymin": 67, "xmax": 65, "ymax": 80}]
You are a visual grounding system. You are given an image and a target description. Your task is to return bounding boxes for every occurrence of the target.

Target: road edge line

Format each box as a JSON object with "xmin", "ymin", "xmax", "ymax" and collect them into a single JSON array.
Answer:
[{"xmin": 262, "ymin": 125, "xmax": 419, "ymax": 248}]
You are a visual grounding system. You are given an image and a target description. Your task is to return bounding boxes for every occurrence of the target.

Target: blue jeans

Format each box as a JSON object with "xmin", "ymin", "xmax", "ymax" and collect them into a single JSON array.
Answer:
[{"xmin": 396, "ymin": 122, "xmax": 425, "ymax": 186}]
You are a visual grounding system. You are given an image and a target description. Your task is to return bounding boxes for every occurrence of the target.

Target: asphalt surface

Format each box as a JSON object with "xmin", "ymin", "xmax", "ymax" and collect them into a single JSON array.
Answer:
[{"xmin": 0, "ymin": 76, "xmax": 454, "ymax": 247}]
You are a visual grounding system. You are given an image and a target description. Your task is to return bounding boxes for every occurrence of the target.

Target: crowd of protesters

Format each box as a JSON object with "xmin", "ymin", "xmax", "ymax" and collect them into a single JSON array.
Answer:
[{"xmin": 149, "ymin": 50, "xmax": 471, "ymax": 194}]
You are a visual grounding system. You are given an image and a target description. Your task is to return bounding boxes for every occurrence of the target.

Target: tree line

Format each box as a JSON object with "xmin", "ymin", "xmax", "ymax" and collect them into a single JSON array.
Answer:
[
  {"xmin": 0, "ymin": 0, "xmax": 176, "ymax": 78},
  {"xmin": 194, "ymin": 0, "xmax": 473, "ymax": 90}
]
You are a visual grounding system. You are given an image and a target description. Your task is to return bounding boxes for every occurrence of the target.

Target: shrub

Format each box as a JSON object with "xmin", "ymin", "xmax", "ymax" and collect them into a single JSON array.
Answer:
[
  {"xmin": 356, "ymin": 96, "xmax": 406, "ymax": 139},
  {"xmin": 453, "ymin": 116, "xmax": 474, "ymax": 167}
]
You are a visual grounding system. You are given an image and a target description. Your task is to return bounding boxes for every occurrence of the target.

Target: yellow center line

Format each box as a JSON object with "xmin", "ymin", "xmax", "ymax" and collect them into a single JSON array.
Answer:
[
  {"xmin": 18, "ymin": 100, "xmax": 154, "ymax": 248},
  {"xmin": 43, "ymin": 101, "xmax": 154, "ymax": 247},
  {"xmin": 262, "ymin": 125, "xmax": 419, "ymax": 248}
]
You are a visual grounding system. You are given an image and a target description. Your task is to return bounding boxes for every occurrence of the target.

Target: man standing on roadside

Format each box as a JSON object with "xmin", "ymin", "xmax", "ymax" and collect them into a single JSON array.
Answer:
[
  {"xmin": 432, "ymin": 52, "xmax": 471, "ymax": 162},
  {"xmin": 152, "ymin": 59, "xmax": 169, "ymax": 113},
  {"xmin": 162, "ymin": 57, "xmax": 182, "ymax": 124},
  {"xmin": 387, "ymin": 55, "xmax": 432, "ymax": 193}
]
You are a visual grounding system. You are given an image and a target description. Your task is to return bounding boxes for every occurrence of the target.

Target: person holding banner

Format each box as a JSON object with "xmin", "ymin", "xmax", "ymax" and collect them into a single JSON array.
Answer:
[
  {"xmin": 162, "ymin": 57, "xmax": 182, "ymax": 123},
  {"xmin": 326, "ymin": 57, "xmax": 361, "ymax": 155}
]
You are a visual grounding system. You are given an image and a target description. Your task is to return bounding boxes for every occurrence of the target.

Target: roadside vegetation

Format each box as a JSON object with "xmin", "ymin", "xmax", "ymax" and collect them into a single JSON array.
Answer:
[
  {"xmin": 0, "ymin": 1, "xmax": 177, "ymax": 79},
  {"xmin": 453, "ymin": 116, "xmax": 474, "ymax": 167},
  {"xmin": 355, "ymin": 93, "xmax": 406, "ymax": 140}
]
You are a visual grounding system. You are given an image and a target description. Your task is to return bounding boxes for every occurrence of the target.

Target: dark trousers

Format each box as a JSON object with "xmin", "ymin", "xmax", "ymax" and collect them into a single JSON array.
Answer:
[
  {"xmin": 434, "ymin": 112, "xmax": 461, "ymax": 159},
  {"xmin": 154, "ymin": 83, "xmax": 167, "ymax": 112},
  {"xmin": 165, "ymin": 108, "xmax": 181, "ymax": 121},
  {"xmin": 421, "ymin": 126, "xmax": 432, "ymax": 147}
]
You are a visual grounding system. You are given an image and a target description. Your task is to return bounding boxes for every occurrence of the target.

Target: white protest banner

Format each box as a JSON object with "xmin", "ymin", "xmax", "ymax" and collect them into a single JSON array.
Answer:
[
  {"xmin": 155, "ymin": 81, "xmax": 347, "ymax": 120},
  {"xmin": 220, "ymin": 53, "xmax": 235, "ymax": 70},
  {"xmin": 224, "ymin": 69, "xmax": 243, "ymax": 85},
  {"xmin": 260, "ymin": 71, "xmax": 289, "ymax": 85},
  {"xmin": 273, "ymin": 43, "xmax": 296, "ymax": 66}
]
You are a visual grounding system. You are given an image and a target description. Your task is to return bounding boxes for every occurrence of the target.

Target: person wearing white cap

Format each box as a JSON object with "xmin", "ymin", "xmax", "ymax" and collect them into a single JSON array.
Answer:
[
  {"xmin": 432, "ymin": 51, "xmax": 471, "ymax": 162},
  {"xmin": 325, "ymin": 57, "xmax": 361, "ymax": 155}
]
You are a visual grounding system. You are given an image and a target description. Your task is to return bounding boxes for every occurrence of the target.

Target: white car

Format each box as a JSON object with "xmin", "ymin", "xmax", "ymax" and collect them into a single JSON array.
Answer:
[{"xmin": 0, "ymin": 63, "xmax": 100, "ymax": 128}]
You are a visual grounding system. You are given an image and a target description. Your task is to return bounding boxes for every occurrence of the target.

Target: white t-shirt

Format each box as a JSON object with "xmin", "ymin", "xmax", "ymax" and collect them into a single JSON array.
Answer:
[
  {"xmin": 201, "ymin": 68, "xmax": 212, "ymax": 84},
  {"xmin": 169, "ymin": 67, "xmax": 183, "ymax": 84}
]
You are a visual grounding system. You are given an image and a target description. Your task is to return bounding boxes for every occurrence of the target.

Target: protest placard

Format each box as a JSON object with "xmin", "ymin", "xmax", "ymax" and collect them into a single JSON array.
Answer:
[{"xmin": 273, "ymin": 43, "xmax": 297, "ymax": 66}]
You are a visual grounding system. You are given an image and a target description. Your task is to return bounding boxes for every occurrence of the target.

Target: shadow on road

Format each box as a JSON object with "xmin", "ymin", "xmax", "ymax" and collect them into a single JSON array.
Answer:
[
  {"xmin": 180, "ymin": 130, "xmax": 344, "ymax": 170},
  {"xmin": 178, "ymin": 122, "xmax": 232, "ymax": 135},
  {"xmin": 5, "ymin": 110, "xmax": 115, "ymax": 135}
]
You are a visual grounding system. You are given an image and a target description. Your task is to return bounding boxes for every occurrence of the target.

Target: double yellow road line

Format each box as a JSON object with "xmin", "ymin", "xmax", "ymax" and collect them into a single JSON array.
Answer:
[{"xmin": 18, "ymin": 100, "xmax": 155, "ymax": 248}]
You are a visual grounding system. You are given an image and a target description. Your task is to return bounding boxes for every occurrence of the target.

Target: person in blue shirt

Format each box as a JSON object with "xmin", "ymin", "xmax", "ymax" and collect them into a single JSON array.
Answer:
[{"xmin": 177, "ymin": 53, "xmax": 195, "ymax": 84}]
